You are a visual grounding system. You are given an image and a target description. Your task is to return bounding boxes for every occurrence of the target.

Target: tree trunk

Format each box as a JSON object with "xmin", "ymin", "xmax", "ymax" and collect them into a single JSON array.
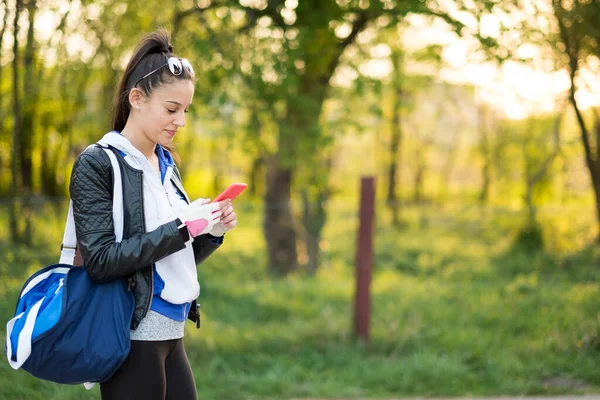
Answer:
[
  {"xmin": 387, "ymin": 51, "xmax": 403, "ymax": 226},
  {"xmin": 478, "ymin": 105, "xmax": 491, "ymax": 206},
  {"xmin": 300, "ymin": 178, "xmax": 330, "ymax": 275},
  {"xmin": 0, "ymin": 0, "xmax": 8, "ymax": 113},
  {"xmin": 524, "ymin": 113, "xmax": 561, "ymax": 231},
  {"xmin": 591, "ymin": 113, "xmax": 600, "ymax": 243},
  {"xmin": 20, "ymin": 0, "xmax": 37, "ymax": 190},
  {"xmin": 40, "ymin": 129, "xmax": 53, "ymax": 194},
  {"xmin": 247, "ymin": 107, "xmax": 264, "ymax": 198},
  {"xmin": 554, "ymin": 0, "xmax": 600, "ymax": 242},
  {"xmin": 387, "ymin": 85, "xmax": 402, "ymax": 226},
  {"xmin": 301, "ymin": 191, "xmax": 322, "ymax": 276},
  {"xmin": 480, "ymin": 156, "xmax": 491, "ymax": 205},
  {"xmin": 524, "ymin": 172, "xmax": 536, "ymax": 226},
  {"xmin": 264, "ymin": 156, "xmax": 297, "ymax": 275},
  {"xmin": 300, "ymin": 154, "xmax": 331, "ymax": 275},
  {"xmin": 40, "ymin": 122, "xmax": 64, "ymax": 196},
  {"xmin": 305, "ymin": 233, "xmax": 320, "ymax": 276},
  {"xmin": 248, "ymin": 155, "xmax": 264, "ymax": 197},
  {"xmin": 259, "ymin": 2, "xmax": 370, "ymax": 276},
  {"xmin": 567, "ymin": 71, "xmax": 600, "ymax": 242},
  {"xmin": 0, "ymin": 0, "xmax": 8, "ymax": 193},
  {"xmin": 10, "ymin": 0, "xmax": 23, "ymax": 244},
  {"xmin": 264, "ymin": 106, "xmax": 300, "ymax": 275},
  {"xmin": 413, "ymin": 159, "xmax": 425, "ymax": 205},
  {"xmin": 522, "ymin": 121, "xmax": 537, "ymax": 227},
  {"xmin": 439, "ymin": 151, "xmax": 457, "ymax": 204},
  {"xmin": 263, "ymin": 80, "xmax": 326, "ymax": 275},
  {"xmin": 102, "ymin": 46, "xmax": 117, "ymax": 129}
]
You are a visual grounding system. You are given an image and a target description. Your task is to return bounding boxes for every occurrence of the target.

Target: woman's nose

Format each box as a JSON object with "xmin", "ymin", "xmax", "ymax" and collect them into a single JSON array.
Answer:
[{"xmin": 174, "ymin": 112, "xmax": 186, "ymax": 127}]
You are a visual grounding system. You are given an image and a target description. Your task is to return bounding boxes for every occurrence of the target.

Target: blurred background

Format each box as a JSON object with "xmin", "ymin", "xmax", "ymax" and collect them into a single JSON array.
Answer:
[{"xmin": 1, "ymin": 0, "xmax": 600, "ymax": 399}]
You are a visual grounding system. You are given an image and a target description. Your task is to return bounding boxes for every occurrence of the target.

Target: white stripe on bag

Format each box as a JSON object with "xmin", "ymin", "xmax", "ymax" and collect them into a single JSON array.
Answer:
[
  {"xmin": 6, "ymin": 297, "xmax": 45, "ymax": 370},
  {"xmin": 20, "ymin": 267, "xmax": 70, "ymax": 298}
]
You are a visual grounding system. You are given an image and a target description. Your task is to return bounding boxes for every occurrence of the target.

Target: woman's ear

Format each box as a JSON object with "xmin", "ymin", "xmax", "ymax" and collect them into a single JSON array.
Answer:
[{"xmin": 128, "ymin": 88, "xmax": 145, "ymax": 110}]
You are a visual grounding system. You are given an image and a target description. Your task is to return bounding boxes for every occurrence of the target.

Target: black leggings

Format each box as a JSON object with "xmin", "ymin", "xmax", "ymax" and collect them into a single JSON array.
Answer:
[{"xmin": 100, "ymin": 339, "xmax": 197, "ymax": 400}]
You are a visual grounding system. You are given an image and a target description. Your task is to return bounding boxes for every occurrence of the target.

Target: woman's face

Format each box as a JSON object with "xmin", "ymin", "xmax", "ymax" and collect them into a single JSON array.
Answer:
[{"xmin": 138, "ymin": 79, "xmax": 195, "ymax": 146}]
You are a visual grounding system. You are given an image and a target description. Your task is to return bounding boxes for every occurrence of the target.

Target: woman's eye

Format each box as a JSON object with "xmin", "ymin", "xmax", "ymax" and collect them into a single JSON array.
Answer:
[{"xmin": 167, "ymin": 109, "xmax": 176, "ymax": 114}]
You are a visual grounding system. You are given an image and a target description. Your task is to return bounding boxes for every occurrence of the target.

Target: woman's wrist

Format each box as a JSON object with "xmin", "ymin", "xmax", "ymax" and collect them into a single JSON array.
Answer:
[{"xmin": 175, "ymin": 218, "xmax": 190, "ymax": 242}]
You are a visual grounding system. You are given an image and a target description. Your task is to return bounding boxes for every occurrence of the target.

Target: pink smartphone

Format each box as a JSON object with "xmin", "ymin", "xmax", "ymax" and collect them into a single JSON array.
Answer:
[{"xmin": 213, "ymin": 183, "xmax": 248, "ymax": 202}]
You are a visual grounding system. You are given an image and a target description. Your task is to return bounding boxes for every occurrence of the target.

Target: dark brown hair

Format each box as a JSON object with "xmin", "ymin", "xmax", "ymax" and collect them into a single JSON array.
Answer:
[{"xmin": 111, "ymin": 29, "xmax": 194, "ymax": 160}]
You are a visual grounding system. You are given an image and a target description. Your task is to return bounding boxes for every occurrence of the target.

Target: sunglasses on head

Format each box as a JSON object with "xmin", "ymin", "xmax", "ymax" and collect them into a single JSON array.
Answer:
[{"xmin": 134, "ymin": 56, "xmax": 195, "ymax": 87}]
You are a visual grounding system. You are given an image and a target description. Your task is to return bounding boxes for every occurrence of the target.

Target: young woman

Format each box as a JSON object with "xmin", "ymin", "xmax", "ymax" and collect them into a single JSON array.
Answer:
[{"xmin": 69, "ymin": 29, "xmax": 236, "ymax": 400}]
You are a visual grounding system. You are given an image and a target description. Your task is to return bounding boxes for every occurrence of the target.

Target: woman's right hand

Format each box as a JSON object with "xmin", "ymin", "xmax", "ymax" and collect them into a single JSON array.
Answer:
[{"xmin": 179, "ymin": 198, "xmax": 231, "ymax": 237}]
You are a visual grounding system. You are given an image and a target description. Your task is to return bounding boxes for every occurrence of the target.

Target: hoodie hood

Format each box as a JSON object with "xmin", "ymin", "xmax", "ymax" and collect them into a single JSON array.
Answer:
[{"xmin": 99, "ymin": 131, "xmax": 174, "ymax": 184}]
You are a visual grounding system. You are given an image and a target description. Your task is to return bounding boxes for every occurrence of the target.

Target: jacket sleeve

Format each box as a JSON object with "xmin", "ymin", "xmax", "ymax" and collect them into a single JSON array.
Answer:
[
  {"xmin": 70, "ymin": 149, "xmax": 187, "ymax": 283},
  {"xmin": 192, "ymin": 234, "xmax": 222, "ymax": 265}
]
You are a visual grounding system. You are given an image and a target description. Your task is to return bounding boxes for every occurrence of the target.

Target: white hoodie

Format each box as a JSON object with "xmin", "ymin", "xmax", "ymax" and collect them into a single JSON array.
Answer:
[{"xmin": 99, "ymin": 132, "xmax": 198, "ymax": 320}]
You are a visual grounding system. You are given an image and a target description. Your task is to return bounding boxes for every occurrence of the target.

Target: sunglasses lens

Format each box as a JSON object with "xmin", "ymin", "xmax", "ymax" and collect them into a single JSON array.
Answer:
[
  {"xmin": 182, "ymin": 59, "xmax": 195, "ymax": 76},
  {"xmin": 168, "ymin": 58, "xmax": 183, "ymax": 75}
]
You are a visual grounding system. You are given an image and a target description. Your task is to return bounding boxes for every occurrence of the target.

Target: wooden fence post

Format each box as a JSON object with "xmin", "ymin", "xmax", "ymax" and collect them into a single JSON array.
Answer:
[{"xmin": 354, "ymin": 176, "xmax": 375, "ymax": 342}]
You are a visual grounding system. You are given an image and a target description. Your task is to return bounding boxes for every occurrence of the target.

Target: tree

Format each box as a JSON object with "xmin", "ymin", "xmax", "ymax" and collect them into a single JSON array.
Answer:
[
  {"xmin": 0, "ymin": 0, "xmax": 9, "ymax": 191},
  {"xmin": 10, "ymin": 0, "xmax": 24, "ymax": 243},
  {"xmin": 387, "ymin": 48, "xmax": 405, "ymax": 226},
  {"xmin": 477, "ymin": 104, "xmax": 496, "ymax": 206},
  {"xmin": 20, "ymin": 0, "xmax": 37, "ymax": 190},
  {"xmin": 550, "ymin": 0, "xmax": 600, "ymax": 240},
  {"xmin": 300, "ymin": 153, "xmax": 332, "ymax": 276},
  {"xmin": 172, "ymin": 0, "xmax": 507, "ymax": 275},
  {"xmin": 522, "ymin": 113, "xmax": 562, "ymax": 227}
]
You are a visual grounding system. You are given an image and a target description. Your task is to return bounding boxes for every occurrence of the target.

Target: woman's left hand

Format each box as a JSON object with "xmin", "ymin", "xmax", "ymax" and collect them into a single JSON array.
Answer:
[{"xmin": 209, "ymin": 202, "xmax": 238, "ymax": 237}]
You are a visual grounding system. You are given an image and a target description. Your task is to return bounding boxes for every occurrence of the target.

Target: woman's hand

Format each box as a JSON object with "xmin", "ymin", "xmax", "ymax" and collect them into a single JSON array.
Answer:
[
  {"xmin": 210, "ymin": 201, "xmax": 238, "ymax": 237},
  {"xmin": 179, "ymin": 198, "xmax": 230, "ymax": 237}
]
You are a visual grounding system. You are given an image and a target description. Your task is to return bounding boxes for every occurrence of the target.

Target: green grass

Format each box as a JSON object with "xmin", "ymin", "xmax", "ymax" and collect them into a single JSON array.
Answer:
[{"xmin": 0, "ymin": 199, "xmax": 599, "ymax": 399}]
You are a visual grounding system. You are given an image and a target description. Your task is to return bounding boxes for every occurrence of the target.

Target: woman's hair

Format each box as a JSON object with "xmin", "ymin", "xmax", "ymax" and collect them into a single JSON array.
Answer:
[{"xmin": 111, "ymin": 29, "xmax": 194, "ymax": 159}]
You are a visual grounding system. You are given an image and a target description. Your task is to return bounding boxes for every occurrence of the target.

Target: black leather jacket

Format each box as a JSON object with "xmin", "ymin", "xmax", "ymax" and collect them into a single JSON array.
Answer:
[{"xmin": 69, "ymin": 144, "xmax": 220, "ymax": 330}]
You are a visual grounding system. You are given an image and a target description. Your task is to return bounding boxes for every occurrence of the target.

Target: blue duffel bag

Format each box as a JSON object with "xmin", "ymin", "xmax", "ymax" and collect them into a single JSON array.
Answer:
[
  {"xmin": 5, "ymin": 143, "xmax": 134, "ymax": 386},
  {"xmin": 6, "ymin": 264, "xmax": 134, "ymax": 384}
]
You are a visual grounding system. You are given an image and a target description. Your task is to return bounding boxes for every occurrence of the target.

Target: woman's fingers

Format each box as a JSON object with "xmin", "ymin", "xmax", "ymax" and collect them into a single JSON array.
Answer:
[
  {"xmin": 221, "ymin": 204, "xmax": 234, "ymax": 217},
  {"xmin": 218, "ymin": 199, "xmax": 231, "ymax": 211},
  {"xmin": 213, "ymin": 200, "xmax": 238, "ymax": 229},
  {"xmin": 221, "ymin": 211, "xmax": 236, "ymax": 225},
  {"xmin": 218, "ymin": 204, "xmax": 234, "ymax": 219},
  {"xmin": 221, "ymin": 214, "xmax": 238, "ymax": 228},
  {"xmin": 224, "ymin": 219, "xmax": 238, "ymax": 229}
]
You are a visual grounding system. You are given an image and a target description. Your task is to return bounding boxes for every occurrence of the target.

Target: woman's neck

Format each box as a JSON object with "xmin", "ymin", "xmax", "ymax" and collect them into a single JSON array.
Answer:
[{"xmin": 120, "ymin": 123, "xmax": 156, "ymax": 159}]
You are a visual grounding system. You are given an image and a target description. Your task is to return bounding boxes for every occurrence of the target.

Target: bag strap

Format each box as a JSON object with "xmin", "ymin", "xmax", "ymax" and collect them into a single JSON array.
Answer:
[{"xmin": 59, "ymin": 144, "xmax": 124, "ymax": 265}]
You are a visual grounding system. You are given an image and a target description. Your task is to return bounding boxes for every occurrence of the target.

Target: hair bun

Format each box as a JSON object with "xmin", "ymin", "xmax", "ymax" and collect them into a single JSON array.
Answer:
[{"xmin": 149, "ymin": 28, "xmax": 173, "ymax": 55}]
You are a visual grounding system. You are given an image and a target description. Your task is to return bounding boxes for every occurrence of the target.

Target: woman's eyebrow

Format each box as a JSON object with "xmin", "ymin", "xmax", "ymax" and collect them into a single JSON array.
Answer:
[{"xmin": 165, "ymin": 100, "xmax": 192, "ymax": 109}]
